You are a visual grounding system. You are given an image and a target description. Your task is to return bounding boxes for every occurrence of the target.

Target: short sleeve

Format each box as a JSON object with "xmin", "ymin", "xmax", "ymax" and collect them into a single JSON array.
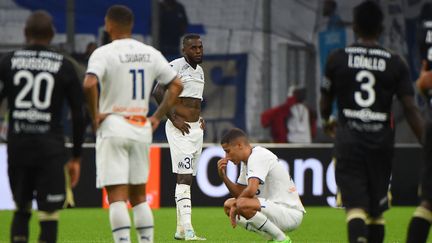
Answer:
[
  {"xmin": 86, "ymin": 48, "xmax": 106, "ymax": 81},
  {"xmin": 153, "ymin": 51, "xmax": 177, "ymax": 85},
  {"xmin": 395, "ymin": 55, "xmax": 414, "ymax": 98},
  {"xmin": 236, "ymin": 162, "xmax": 247, "ymax": 185},
  {"xmin": 247, "ymin": 152, "xmax": 271, "ymax": 184}
]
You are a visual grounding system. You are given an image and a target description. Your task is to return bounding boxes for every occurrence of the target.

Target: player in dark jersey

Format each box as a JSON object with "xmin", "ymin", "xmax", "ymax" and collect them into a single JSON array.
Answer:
[
  {"xmin": 320, "ymin": 2, "xmax": 424, "ymax": 243},
  {"xmin": 0, "ymin": 11, "xmax": 85, "ymax": 243},
  {"xmin": 406, "ymin": 4, "xmax": 432, "ymax": 243}
]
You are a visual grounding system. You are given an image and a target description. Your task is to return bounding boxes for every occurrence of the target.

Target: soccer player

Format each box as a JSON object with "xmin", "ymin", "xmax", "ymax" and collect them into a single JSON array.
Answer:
[
  {"xmin": 320, "ymin": 1, "xmax": 424, "ymax": 243},
  {"xmin": 0, "ymin": 10, "xmax": 85, "ymax": 243},
  {"xmin": 83, "ymin": 5, "xmax": 183, "ymax": 243},
  {"xmin": 217, "ymin": 128, "xmax": 305, "ymax": 243},
  {"xmin": 153, "ymin": 34, "xmax": 206, "ymax": 241},
  {"xmin": 406, "ymin": 5, "xmax": 432, "ymax": 242}
]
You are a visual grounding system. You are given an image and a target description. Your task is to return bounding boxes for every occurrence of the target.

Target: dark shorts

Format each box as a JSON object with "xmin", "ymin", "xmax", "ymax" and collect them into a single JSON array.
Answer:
[
  {"xmin": 334, "ymin": 129, "xmax": 393, "ymax": 217},
  {"xmin": 8, "ymin": 154, "xmax": 67, "ymax": 212},
  {"xmin": 421, "ymin": 122, "xmax": 432, "ymax": 201}
]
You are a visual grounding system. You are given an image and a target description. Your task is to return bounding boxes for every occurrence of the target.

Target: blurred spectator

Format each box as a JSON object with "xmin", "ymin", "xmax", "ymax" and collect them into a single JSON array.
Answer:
[
  {"xmin": 261, "ymin": 86, "xmax": 316, "ymax": 143},
  {"xmin": 159, "ymin": 0, "xmax": 189, "ymax": 57},
  {"xmin": 73, "ymin": 42, "xmax": 97, "ymax": 66}
]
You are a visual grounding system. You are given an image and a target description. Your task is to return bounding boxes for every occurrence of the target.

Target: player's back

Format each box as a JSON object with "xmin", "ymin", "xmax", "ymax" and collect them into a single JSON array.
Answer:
[
  {"xmin": 0, "ymin": 45, "xmax": 83, "ymax": 160},
  {"xmin": 324, "ymin": 44, "xmax": 413, "ymax": 147},
  {"xmin": 90, "ymin": 38, "xmax": 166, "ymax": 117}
]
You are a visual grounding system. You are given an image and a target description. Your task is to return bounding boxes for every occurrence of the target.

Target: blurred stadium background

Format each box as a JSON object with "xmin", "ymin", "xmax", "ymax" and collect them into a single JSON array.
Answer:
[{"xmin": 0, "ymin": 0, "xmax": 430, "ymax": 242}]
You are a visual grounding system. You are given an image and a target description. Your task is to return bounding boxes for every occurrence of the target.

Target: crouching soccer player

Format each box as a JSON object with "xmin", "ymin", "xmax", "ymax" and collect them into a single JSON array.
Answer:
[{"xmin": 217, "ymin": 128, "xmax": 305, "ymax": 243}]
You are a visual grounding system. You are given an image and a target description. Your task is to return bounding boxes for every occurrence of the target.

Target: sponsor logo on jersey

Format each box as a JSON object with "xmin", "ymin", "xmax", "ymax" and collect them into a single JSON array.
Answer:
[
  {"xmin": 47, "ymin": 193, "xmax": 65, "ymax": 202},
  {"xmin": 342, "ymin": 108, "xmax": 387, "ymax": 122},
  {"xmin": 12, "ymin": 109, "xmax": 51, "ymax": 122}
]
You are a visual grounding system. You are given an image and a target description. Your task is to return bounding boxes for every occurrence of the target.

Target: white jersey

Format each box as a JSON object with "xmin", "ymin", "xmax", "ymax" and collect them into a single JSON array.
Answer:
[
  {"xmin": 87, "ymin": 38, "xmax": 176, "ymax": 142},
  {"xmin": 169, "ymin": 57, "xmax": 204, "ymax": 100},
  {"xmin": 237, "ymin": 146, "xmax": 305, "ymax": 213}
]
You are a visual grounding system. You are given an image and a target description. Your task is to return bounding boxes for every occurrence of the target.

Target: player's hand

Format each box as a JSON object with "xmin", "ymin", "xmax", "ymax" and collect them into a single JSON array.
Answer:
[
  {"xmin": 417, "ymin": 60, "xmax": 432, "ymax": 93},
  {"xmin": 199, "ymin": 117, "xmax": 206, "ymax": 130},
  {"xmin": 149, "ymin": 116, "xmax": 161, "ymax": 131},
  {"xmin": 229, "ymin": 205, "xmax": 240, "ymax": 228},
  {"xmin": 92, "ymin": 113, "xmax": 109, "ymax": 132},
  {"xmin": 217, "ymin": 158, "xmax": 229, "ymax": 178},
  {"xmin": 323, "ymin": 118, "xmax": 337, "ymax": 138},
  {"xmin": 66, "ymin": 158, "xmax": 81, "ymax": 188},
  {"xmin": 172, "ymin": 114, "xmax": 191, "ymax": 135}
]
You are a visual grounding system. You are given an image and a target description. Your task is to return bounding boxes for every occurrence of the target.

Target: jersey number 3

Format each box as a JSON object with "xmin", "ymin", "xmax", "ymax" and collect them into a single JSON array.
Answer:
[
  {"xmin": 14, "ymin": 70, "xmax": 54, "ymax": 109},
  {"xmin": 354, "ymin": 70, "xmax": 376, "ymax": 107}
]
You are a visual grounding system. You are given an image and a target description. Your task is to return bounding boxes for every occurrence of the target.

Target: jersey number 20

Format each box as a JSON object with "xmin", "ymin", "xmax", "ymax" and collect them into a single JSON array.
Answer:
[
  {"xmin": 14, "ymin": 70, "xmax": 54, "ymax": 109},
  {"xmin": 355, "ymin": 70, "xmax": 375, "ymax": 107}
]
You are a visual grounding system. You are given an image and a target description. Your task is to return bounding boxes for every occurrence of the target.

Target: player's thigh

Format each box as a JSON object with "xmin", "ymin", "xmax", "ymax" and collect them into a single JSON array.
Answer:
[
  {"xmin": 367, "ymin": 148, "xmax": 392, "ymax": 217},
  {"xmin": 190, "ymin": 124, "xmax": 204, "ymax": 176},
  {"xmin": 166, "ymin": 121, "xmax": 196, "ymax": 175},
  {"xmin": 258, "ymin": 198, "xmax": 303, "ymax": 232},
  {"xmin": 335, "ymin": 156, "xmax": 369, "ymax": 210},
  {"xmin": 8, "ymin": 162, "xmax": 36, "ymax": 208},
  {"xmin": 129, "ymin": 140, "xmax": 150, "ymax": 185},
  {"xmin": 96, "ymin": 137, "xmax": 129, "ymax": 188},
  {"xmin": 35, "ymin": 155, "xmax": 68, "ymax": 211}
]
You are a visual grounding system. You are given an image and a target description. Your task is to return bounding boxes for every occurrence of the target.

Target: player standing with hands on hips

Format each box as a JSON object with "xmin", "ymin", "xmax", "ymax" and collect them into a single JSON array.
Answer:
[
  {"xmin": 320, "ymin": 1, "xmax": 424, "ymax": 242},
  {"xmin": 153, "ymin": 34, "xmax": 206, "ymax": 241},
  {"xmin": 83, "ymin": 5, "xmax": 183, "ymax": 243},
  {"xmin": 217, "ymin": 128, "xmax": 305, "ymax": 243}
]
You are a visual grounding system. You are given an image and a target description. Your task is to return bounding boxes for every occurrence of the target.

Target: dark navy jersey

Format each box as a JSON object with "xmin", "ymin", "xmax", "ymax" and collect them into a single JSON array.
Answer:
[
  {"xmin": 321, "ymin": 44, "xmax": 413, "ymax": 146},
  {"xmin": 419, "ymin": 20, "xmax": 432, "ymax": 70},
  {"xmin": 0, "ymin": 45, "xmax": 84, "ymax": 160}
]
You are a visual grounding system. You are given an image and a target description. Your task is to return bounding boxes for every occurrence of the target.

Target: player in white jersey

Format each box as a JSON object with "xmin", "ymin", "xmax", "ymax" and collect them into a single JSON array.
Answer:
[
  {"xmin": 83, "ymin": 5, "xmax": 183, "ymax": 243},
  {"xmin": 153, "ymin": 34, "xmax": 206, "ymax": 241},
  {"xmin": 217, "ymin": 128, "xmax": 305, "ymax": 243}
]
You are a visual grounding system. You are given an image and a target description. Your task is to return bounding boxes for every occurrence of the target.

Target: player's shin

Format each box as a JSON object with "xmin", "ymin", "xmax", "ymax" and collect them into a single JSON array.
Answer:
[
  {"xmin": 366, "ymin": 216, "xmax": 385, "ymax": 243},
  {"xmin": 133, "ymin": 202, "xmax": 154, "ymax": 243},
  {"xmin": 176, "ymin": 184, "xmax": 192, "ymax": 231},
  {"xmin": 110, "ymin": 201, "xmax": 131, "ymax": 243},
  {"xmin": 346, "ymin": 208, "xmax": 368, "ymax": 243},
  {"xmin": 11, "ymin": 209, "xmax": 31, "ymax": 243},
  {"xmin": 236, "ymin": 216, "xmax": 272, "ymax": 240},
  {"xmin": 38, "ymin": 210, "xmax": 59, "ymax": 243},
  {"xmin": 246, "ymin": 212, "xmax": 286, "ymax": 241},
  {"xmin": 407, "ymin": 206, "xmax": 432, "ymax": 243}
]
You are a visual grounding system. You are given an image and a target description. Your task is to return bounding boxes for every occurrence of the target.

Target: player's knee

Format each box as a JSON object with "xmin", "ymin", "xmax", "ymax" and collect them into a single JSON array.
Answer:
[
  {"xmin": 346, "ymin": 208, "xmax": 367, "ymax": 222},
  {"xmin": 15, "ymin": 202, "xmax": 32, "ymax": 214},
  {"xmin": 177, "ymin": 174, "xmax": 193, "ymax": 185},
  {"xmin": 413, "ymin": 205, "xmax": 432, "ymax": 223},
  {"xmin": 38, "ymin": 210, "xmax": 59, "ymax": 222}
]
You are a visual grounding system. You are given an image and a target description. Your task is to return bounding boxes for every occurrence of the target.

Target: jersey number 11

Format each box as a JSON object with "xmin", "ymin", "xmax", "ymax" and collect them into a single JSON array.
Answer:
[{"xmin": 130, "ymin": 69, "xmax": 145, "ymax": 100}]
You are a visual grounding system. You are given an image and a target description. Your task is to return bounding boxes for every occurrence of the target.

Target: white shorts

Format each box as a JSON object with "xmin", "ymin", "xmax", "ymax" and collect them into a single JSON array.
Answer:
[
  {"xmin": 166, "ymin": 119, "xmax": 203, "ymax": 176},
  {"xmin": 96, "ymin": 136, "xmax": 150, "ymax": 188},
  {"xmin": 258, "ymin": 198, "xmax": 304, "ymax": 232}
]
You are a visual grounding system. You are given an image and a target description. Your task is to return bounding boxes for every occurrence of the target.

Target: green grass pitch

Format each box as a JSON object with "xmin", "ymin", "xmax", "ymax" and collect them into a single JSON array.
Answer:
[{"xmin": 0, "ymin": 206, "xmax": 430, "ymax": 242}]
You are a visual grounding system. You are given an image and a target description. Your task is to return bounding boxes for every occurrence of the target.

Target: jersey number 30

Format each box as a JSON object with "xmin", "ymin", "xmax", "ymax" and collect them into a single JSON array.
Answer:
[
  {"xmin": 355, "ymin": 70, "xmax": 376, "ymax": 107},
  {"xmin": 14, "ymin": 70, "xmax": 54, "ymax": 109}
]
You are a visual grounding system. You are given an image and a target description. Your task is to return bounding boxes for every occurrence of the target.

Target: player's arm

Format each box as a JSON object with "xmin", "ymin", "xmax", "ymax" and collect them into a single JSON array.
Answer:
[
  {"xmin": 64, "ymin": 60, "xmax": 86, "ymax": 188},
  {"xmin": 217, "ymin": 158, "xmax": 246, "ymax": 197},
  {"xmin": 237, "ymin": 178, "xmax": 260, "ymax": 199},
  {"xmin": 83, "ymin": 74, "xmax": 100, "ymax": 131},
  {"xmin": 400, "ymin": 95, "xmax": 425, "ymax": 144},
  {"xmin": 149, "ymin": 76, "xmax": 183, "ymax": 130},
  {"xmin": 152, "ymin": 83, "xmax": 176, "ymax": 121}
]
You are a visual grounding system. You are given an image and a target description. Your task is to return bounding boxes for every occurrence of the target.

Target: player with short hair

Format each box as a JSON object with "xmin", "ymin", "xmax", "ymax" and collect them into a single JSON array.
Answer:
[
  {"xmin": 153, "ymin": 33, "xmax": 206, "ymax": 241},
  {"xmin": 83, "ymin": 5, "xmax": 183, "ymax": 243},
  {"xmin": 217, "ymin": 128, "xmax": 305, "ymax": 243},
  {"xmin": 0, "ymin": 10, "xmax": 85, "ymax": 243},
  {"xmin": 320, "ymin": 1, "xmax": 424, "ymax": 242}
]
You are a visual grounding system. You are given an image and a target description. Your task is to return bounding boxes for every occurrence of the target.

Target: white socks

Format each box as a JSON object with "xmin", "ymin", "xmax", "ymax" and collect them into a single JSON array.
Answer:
[
  {"xmin": 247, "ymin": 212, "xmax": 286, "ymax": 241},
  {"xmin": 110, "ymin": 201, "xmax": 131, "ymax": 243},
  {"xmin": 175, "ymin": 184, "xmax": 193, "ymax": 231},
  {"xmin": 133, "ymin": 202, "xmax": 154, "ymax": 243},
  {"xmin": 237, "ymin": 216, "xmax": 272, "ymax": 240}
]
